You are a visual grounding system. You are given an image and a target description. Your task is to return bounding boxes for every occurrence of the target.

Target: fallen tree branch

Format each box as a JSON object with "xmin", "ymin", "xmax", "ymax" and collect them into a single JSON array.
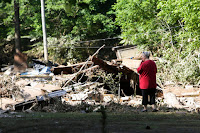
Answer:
[{"xmin": 62, "ymin": 45, "xmax": 105, "ymax": 88}]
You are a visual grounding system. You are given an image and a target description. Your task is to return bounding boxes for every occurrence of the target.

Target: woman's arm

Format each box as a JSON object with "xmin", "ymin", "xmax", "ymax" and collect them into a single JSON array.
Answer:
[{"xmin": 137, "ymin": 62, "xmax": 143, "ymax": 74}]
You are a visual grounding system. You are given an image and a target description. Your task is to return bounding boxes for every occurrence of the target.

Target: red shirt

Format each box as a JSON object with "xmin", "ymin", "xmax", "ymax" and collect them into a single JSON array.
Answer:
[{"xmin": 137, "ymin": 60, "xmax": 157, "ymax": 89}]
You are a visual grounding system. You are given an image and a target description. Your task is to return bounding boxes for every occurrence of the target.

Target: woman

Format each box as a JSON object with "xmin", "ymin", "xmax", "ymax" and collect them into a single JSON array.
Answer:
[{"xmin": 137, "ymin": 52, "xmax": 158, "ymax": 112}]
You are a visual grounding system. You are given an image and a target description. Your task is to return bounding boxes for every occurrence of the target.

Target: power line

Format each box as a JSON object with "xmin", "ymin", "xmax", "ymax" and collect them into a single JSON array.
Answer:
[
  {"xmin": 50, "ymin": 37, "xmax": 121, "ymax": 48},
  {"xmin": 48, "ymin": 25, "xmax": 183, "ymax": 48},
  {"xmin": 71, "ymin": 37, "xmax": 121, "ymax": 44},
  {"xmin": 57, "ymin": 46, "xmax": 114, "ymax": 49}
]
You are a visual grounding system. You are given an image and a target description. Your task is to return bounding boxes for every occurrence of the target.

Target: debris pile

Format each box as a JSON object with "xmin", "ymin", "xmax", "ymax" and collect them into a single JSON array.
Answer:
[
  {"xmin": 0, "ymin": 56, "xmax": 144, "ymax": 112},
  {"xmin": 0, "ymin": 45, "xmax": 199, "ymax": 113},
  {"xmin": 163, "ymin": 86, "xmax": 200, "ymax": 112}
]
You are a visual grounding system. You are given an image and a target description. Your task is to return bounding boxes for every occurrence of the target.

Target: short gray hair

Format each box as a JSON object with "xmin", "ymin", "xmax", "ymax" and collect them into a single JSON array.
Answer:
[{"xmin": 142, "ymin": 51, "xmax": 150, "ymax": 59}]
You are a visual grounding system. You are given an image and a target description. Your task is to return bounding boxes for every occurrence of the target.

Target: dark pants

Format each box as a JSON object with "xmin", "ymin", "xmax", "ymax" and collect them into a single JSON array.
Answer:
[{"xmin": 141, "ymin": 88, "xmax": 156, "ymax": 105}]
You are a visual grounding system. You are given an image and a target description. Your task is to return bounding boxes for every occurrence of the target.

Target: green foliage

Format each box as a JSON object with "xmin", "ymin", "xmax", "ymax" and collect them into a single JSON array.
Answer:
[
  {"xmin": 1, "ymin": 0, "xmax": 118, "ymax": 39},
  {"xmin": 25, "ymin": 35, "xmax": 81, "ymax": 64},
  {"xmin": 102, "ymin": 72, "xmax": 122, "ymax": 94},
  {"xmin": 113, "ymin": 0, "xmax": 200, "ymax": 86},
  {"xmin": 156, "ymin": 51, "xmax": 200, "ymax": 86},
  {"xmin": 0, "ymin": 0, "xmax": 13, "ymax": 40},
  {"xmin": 0, "ymin": 0, "xmax": 119, "ymax": 65},
  {"xmin": 113, "ymin": 0, "xmax": 160, "ymax": 45}
]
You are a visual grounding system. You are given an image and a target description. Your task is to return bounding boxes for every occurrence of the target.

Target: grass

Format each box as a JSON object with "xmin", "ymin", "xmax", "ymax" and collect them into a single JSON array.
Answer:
[{"xmin": 0, "ymin": 111, "xmax": 200, "ymax": 133}]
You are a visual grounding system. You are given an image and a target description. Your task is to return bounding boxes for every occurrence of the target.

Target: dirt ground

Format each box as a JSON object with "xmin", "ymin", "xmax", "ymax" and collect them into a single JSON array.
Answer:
[{"xmin": 0, "ymin": 108, "xmax": 200, "ymax": 133}]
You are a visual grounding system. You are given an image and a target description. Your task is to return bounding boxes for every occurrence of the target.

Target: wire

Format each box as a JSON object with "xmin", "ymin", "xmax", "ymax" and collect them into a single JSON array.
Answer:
[
  {"xmin": 53, "ymin": 46, "xmax": 114, "ymax": 49},
  {"xmin": 50, "ymin": 37, "xmax": 121, "ymax": 48},
  {"xmin": 72, "ymin": 37, "xmax": 120, "ymax": 44},
  {"xmin": 48, "ymin": 25, "xmax": 182, "ymax": 48}
]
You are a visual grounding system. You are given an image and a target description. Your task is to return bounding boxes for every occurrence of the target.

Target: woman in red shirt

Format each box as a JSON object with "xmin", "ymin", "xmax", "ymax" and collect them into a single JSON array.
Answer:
[{"xmin": 137, "ymin": 52, "xmax": 158, "ymax": 112}]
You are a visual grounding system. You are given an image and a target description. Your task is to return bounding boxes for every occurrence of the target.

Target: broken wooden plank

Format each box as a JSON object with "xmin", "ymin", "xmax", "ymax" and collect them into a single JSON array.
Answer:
[
  {"xmin": 15, "ymin": 99, "xmax": 36, "ymax": 109},
  {"xmin": 92, "ymin": 56, "xmax": 119, "ymax": 74},
  {"xmin": 21, "ymin": 86, "xmax": 43, "ymax": 101},
  {"xmin": 36, "ymin": 90, "xmax": 67, "ymax": 101},
  {"xmin": 17, "ymin": 75, "xmax": 53, "ymax": 79},
  {"xmin": 0, "ymin": 98, "xmax": 17, "ymax": 110},
  {"xmin": 92, "ymin": 56, "xmax": 139, "ymax": 96},
  {"xmin": 112, "ymin": 45, "xmax": 140, "ymax": 59},
  {"xmin": 177, "ymin": 91, "xmax": 200, "ymax": 97},
  {"xmin": 121, "ymin": 59, "xmax": 142, "ymax": 72},
  {"xmin": 120, "ymin": 97, "xmax": 130, "ymax": 103},
  {"xmin": 70, "ymin": 94, "xmax": 88, "ymax": 101},
  {"xmin": 164, "ymin": 87, "xmax": 200, "ymax": 97},
  {"xmin": 92, "ymin": 56, "xmax": 137, "ymax": 76},
  {"xmin": 34, "ymin": 84, "xmax": 62, "ymax": 93},
  {"xmin": 103, "ymin": 94, "xmax": 114, "ymax": 103},
  {"xmin": 51, "ymin": 61, "xmax": 93, "ymax": 75},
  {"xmin": 63, "ymin": 82, "xmax": 100, "ymax": 93},
  {"xmin": 15, "ymin": 90, "xmax": 67, "ymax": 110}
]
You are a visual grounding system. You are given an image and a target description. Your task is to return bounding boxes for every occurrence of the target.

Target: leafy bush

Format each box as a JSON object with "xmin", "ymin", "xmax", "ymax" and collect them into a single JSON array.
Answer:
[
  {"xmin": 101, "ymin": 72, "xmax": 122, "ymax": 94},
  {"xmin": 113, "ymin": 0, "xmax": 200, "ymax": 86},
  {"xmin": 25, "ymin": 35, "xmax": 80, "ymax": 64}
]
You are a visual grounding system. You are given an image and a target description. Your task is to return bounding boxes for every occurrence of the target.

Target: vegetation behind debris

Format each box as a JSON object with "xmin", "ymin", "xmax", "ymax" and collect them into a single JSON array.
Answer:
[
  {"xmin": 113, "ymin": 0, "xmax": 200, "ymax": 86},
  {"xmin": 0, "ymin": 0, "xmax": 200, "ymax": 85}
]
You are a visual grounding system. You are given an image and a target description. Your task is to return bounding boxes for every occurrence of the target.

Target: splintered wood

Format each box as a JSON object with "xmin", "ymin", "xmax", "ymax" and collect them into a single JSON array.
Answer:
[
  {"xmin": 163, "ymin": 86, "xmax": 200, "ymax": 111},
  {"xmin": 163, "ymin": 87, "xmax": 200, "ymax": 97}
]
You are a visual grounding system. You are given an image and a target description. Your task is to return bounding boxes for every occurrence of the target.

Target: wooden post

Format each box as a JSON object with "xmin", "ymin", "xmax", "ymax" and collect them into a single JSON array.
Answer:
[
  {"xmin": 41, "ymin": 0, "xmax": 48, "ymax": 62},
  {"xmin": 118, "ymin": 73, "xmax": 121, "ymax": 102}
]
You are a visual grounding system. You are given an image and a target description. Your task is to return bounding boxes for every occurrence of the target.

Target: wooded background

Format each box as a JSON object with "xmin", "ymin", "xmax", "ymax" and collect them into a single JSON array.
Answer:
[{"xmin": 0, "ymin": 0, "xmax": 200, "ymax": 86}]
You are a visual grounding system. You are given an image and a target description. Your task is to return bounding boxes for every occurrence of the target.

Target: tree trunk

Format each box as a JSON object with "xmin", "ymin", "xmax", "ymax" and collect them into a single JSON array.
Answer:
[
  {"xmin": 14, "ymin": 0, "xmax": 27, "ymax": 72},
  {"xmin": 14, "ymin": 0, "xmax": 20, "ymax": 53}
]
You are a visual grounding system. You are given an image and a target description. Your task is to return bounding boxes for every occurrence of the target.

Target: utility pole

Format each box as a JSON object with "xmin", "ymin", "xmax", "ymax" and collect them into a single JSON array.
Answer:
[{"xmin": 41, "ymin": 0, "xmax": 48, "ymax": 62}]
